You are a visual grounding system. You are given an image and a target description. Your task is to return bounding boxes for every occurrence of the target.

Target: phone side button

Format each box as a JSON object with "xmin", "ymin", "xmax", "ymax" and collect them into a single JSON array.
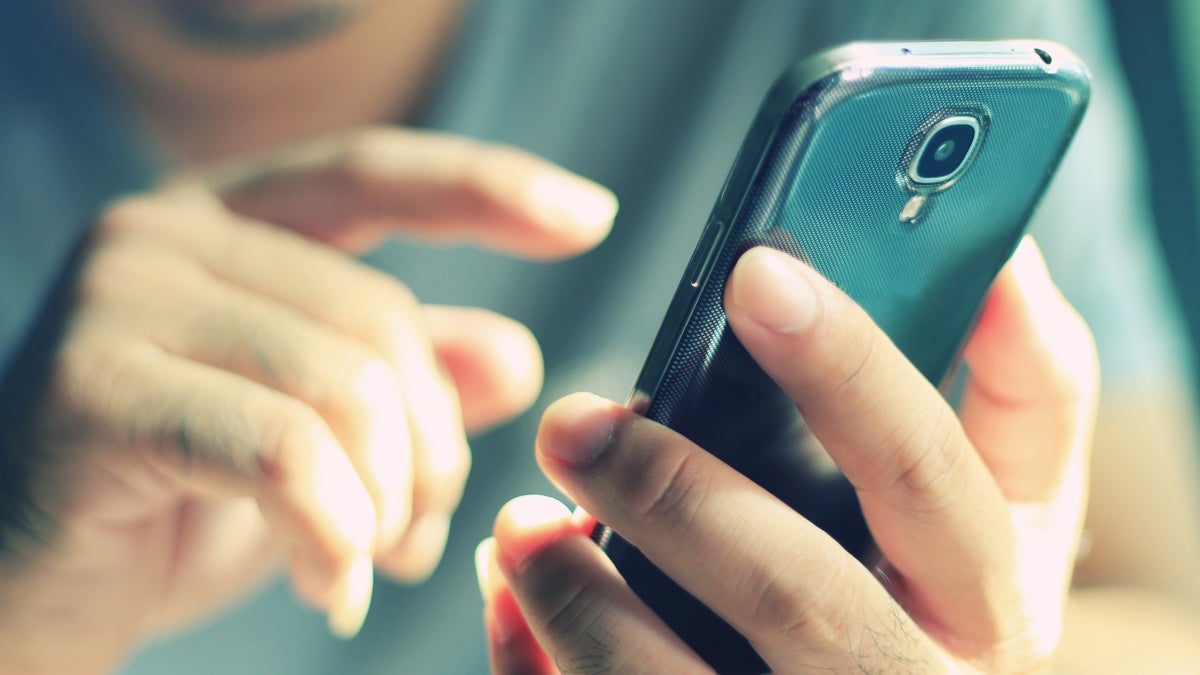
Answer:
[{"xmin": 689, "ymin": 219, "xmax": 726, "ymax": 288}]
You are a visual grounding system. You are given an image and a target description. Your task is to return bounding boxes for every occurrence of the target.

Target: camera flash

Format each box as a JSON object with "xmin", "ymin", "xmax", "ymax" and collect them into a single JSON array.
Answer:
[{"xmin": 899, "ymin": 194, "xmax": 929, "ymax": 224}]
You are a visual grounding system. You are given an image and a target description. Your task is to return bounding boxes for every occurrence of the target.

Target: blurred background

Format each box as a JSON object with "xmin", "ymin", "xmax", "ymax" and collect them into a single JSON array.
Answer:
[
  {"xmin": 1108, "ymin": 0, "xmax": 1200, "ymax": 392},
  {"xmin": 1, "ymin": 0, "xmax": 1198, "ymax": 673}
]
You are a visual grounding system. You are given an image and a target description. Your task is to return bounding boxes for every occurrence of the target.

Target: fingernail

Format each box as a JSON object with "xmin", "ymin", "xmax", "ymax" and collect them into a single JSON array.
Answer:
[
  {"xmin": 474, "ymin": 537, "xmax": 497, "ymax": 601},
  {"xmin": 531, "ymin": 173, "xmax": 619, "ymax": 232},
  {"xmin": 495, "ymin": 495, "xmax": 572, "ymax": 570},
  {"xmin": 729, "ymin": 247, "xmax": 818, "ymax": 334},
  {"xmin": 328, "ymin": 555, "xmax": 374, "ymax": 640},
  {"xmin": 540, "ymin": 393, "xmax": 616, "ymax": 467}
]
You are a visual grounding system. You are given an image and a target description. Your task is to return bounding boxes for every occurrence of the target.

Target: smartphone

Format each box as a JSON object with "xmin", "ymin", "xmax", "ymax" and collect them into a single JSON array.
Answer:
[{"xmin": 591, "ymin": 41, "xmax": 1090, "ymax": 674}]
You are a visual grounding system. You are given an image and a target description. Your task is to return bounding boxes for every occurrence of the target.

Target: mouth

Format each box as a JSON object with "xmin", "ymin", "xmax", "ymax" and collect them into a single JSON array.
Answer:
[{"xmin": 154, "ymin": 0, "xmax": 363, "ymax": 50}]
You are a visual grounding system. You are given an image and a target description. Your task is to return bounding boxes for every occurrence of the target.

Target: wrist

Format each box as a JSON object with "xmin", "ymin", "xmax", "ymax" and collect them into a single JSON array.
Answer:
[{"xmin": 0, "ymin": 531, "xmax": 147, "ymax": 675}]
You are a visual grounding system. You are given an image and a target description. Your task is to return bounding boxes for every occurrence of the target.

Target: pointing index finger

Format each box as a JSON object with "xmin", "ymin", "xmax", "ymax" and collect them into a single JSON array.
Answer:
[{"xmin": 210, "ymin": 128, "xmax": 618, "ymax": 258}]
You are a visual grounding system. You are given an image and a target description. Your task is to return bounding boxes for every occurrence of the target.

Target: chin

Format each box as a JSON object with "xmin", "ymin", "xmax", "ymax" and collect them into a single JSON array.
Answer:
[{"xmin": 152, "ymin": 0, "xmax": 370, "ymax": 50}]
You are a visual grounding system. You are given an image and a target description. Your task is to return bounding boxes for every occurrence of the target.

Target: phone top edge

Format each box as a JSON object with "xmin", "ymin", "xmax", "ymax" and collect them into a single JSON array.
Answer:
[
  {"xmin": 815, "ymin": 40, "xmax": 1089, "ymax": 73},
  {"xmin": 782, "ymin": 41, "xmax": 1090, "ymax": 107}
]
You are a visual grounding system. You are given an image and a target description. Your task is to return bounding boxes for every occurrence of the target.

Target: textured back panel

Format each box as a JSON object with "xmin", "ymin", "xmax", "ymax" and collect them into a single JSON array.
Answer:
[
  {"xmin": 602, "ymin": 47, "xmax": 1089, "ymax": 674},
  {"xmin": 655, "ymin": 65, "xmax": 1085, "ymax": 424}
]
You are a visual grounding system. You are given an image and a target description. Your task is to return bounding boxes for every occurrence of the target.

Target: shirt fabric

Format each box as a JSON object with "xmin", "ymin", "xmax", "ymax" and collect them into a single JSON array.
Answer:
[{"xmin": 0, "ymin": 1, "xmax": 1187, "ymax": 673}]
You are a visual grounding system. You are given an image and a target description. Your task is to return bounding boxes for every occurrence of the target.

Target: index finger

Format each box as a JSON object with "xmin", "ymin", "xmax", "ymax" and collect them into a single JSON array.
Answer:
[
  {"xmin": 723, "ymin": 247, "xmax": 1017, "ymax": 646},
  {"xmin": 208, "ymin": 128, "xmax": 618, "ymax": 258}
]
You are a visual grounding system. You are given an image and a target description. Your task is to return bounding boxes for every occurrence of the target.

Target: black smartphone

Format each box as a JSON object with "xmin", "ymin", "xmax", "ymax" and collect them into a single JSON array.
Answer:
[{"xmin": 591, "ymin": 41, "xmax": 1090, "ymax": 674}]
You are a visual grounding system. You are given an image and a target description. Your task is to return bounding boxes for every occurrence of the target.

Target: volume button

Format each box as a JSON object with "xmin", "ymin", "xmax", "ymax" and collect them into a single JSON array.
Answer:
[
  {"xmin": 681, "ymin": 219, "xmax": 716, "ymax": 285},
  {"xmin": 688, "ymin": 219, "xmax": 725, "ymax": 288}
]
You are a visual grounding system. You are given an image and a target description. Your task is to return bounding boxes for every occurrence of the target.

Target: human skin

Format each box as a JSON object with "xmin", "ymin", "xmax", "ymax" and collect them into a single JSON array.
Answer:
[
  {"xmin": 6, "ymin": 0, "xmax": 1200, "ymax": 672},
  {"xmin": 479, "ymin": 241, "xmax": 1105, "ymax": 673},
  {"xmin": 0, "ymin": 129, "xmax": 616, "ymax": 674},
  {"xmin": 64, "ymin": 0, "xmax": 466, "ymax": 162}
]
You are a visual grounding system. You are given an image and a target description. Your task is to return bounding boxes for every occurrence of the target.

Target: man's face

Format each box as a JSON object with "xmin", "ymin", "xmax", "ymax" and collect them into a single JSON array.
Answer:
[{"xmin": 136, "ymin": 0, "xmax": 371, "ymax": 50}]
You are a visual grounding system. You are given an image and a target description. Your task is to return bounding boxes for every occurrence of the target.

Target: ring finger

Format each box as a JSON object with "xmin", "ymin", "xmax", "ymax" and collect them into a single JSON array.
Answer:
[{"xmin": 485, "ymin": 495, "xmax": 713, "ymax": 675}]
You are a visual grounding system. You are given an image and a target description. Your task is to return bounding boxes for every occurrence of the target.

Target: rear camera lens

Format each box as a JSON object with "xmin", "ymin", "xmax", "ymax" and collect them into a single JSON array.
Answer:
[{"xmin": 910, "ymin": 117, "xmax": 981, "ymax": 185}]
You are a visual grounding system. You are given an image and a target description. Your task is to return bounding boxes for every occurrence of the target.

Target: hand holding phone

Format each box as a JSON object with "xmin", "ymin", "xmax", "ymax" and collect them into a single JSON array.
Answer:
[
  {"xmin": 482, "ymin": 237, "xmax": 1097, "ymax": 674},
  {"xmin": 479, "ymin": 41, "xmax": 1096, "ymax": 674}
]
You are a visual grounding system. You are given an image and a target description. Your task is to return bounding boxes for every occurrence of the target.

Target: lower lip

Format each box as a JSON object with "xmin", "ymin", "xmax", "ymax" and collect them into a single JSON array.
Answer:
[{"xmin": 167, "ymin": 0, "xmax": 329, "ymax": 18}]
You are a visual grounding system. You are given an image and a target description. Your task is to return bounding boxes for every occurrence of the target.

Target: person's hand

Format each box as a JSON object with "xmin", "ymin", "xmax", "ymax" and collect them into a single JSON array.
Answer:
[
  {"xmin": 0, "ymin": 129, "xmax": 616, "ymax": 674},
  {"xmin": 477, "ymin": 239, "xmax": 1098, "ymax": 674}
]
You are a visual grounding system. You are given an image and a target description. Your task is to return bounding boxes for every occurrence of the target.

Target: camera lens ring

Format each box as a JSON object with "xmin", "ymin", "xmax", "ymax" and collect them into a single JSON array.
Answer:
[{"xmin": 908, "ymin": 116, "xmax": 982, "ymax": 186}]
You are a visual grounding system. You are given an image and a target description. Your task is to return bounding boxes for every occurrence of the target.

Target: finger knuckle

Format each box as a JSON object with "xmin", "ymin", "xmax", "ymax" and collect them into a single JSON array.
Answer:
[
  {"xmin": 64, "ymin": 339, "xmax": 144, "ymax": 427},
  {"xmin": 373, "ymin": 278, "xmax": 421, "ymax": 318},
  {"xmin": 93, "ymin": 195, "xmax": 162, "ymax": 241},
  {"xmin": 349, "ymin": 353, "xmax": 405, "ymax": 404},
  {"xmin": 883, "ymin": 408, "xmax": 963, "ymax": 517},
  {"xmin": 140, "ymin": 389, "xmax": 261, "ymax": 481},
  {"xmin": 353, "ymin": 279, "xmax": 421, "ymax": 354},
  {"xmin": 829, "ymin": 325, "xmax": 880, "ymax": 401},
  {"xmin": 408, "ymin": 438, "xmax": 471, "ymax": 518},
  {"xmin": 84, "ymin": 198, "xmax": 192, "ymax": 306},
  {"xmin": 163, "ymin": 405, "xmax": 224, "ymax": 472},
  {"xmin": 745, "ymin": 551, "xmax": 853, "ymax": 649},
  {"xmin": 424, "ymin": 442, "xmax": 472, "ymax": 510},
  {"xmin": 317, "ymin": 348, "xmax": 402, "ymax": 421},
  {"xmin": 747, "ymin": 570, "xmax": 813, "ymax": 641},
  {"xmin": 76, "ymin": 246, "xmax": 133, "ymax": 306},
  {"xmin": 627, "ymin": 448, "xmax": 708, "ymax": 534},
  {"xmin": 336, "ymin": 127, "xmax": 444, "ymax": 196},
  {"xmin": 461, "ymin": 142, "xmax": 539, "ymax": 202},
  {"xmin": 256, "ymin": 400, "xmax": 329, "ymax": 486},
  {"xmin": 337, "ymin": 127, "xmax": 393, "ymax": 175},
  {"xmin": 539, "ymin": 577, "xmax": 629, "ymax": 674}
]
